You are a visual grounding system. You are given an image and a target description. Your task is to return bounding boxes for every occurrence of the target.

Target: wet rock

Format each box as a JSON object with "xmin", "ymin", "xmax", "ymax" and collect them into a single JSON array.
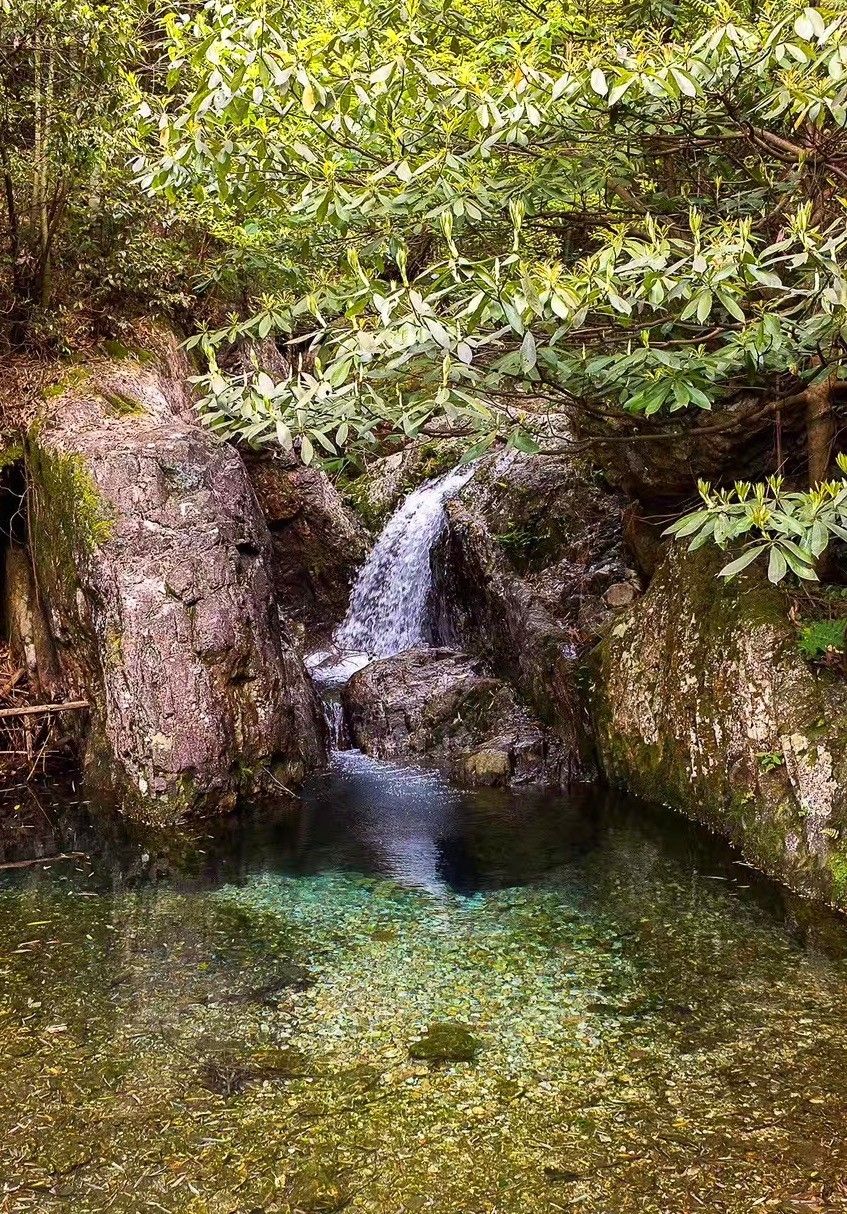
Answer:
[
  {"xmin": 342, "ymin": 648, "xmax": 565, "ymax": 787},
  {"xmin": 432, "ymin": 450, "xmax": 636, "ymax": 779},
  {"xmin": 244, "ymin": 451, "xmax": 370, "ymax": 635},
  {"xmin": 409, "ymin": 1021, "xmax": 480, "ymax": 1063},
  {"xmin": 604, "ymin": 581, "xmax": 639, "ymax": 608},
  {"xmin": 590, "ymin": 545, "xmax": 847, "ymax": 909},
  {"xmin": 15, "ymin": 324, "xmax": 324, "ymax": 823},
  {"xmin": 456, "ymin": 748, "xmax": 512, "ymax": 786},
  {"xmin": 341, "ymin": 437, "xmax": 466, "ymax": 532}
]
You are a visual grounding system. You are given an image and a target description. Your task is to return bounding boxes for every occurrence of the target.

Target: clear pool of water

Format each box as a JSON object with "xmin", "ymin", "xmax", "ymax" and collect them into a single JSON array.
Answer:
[{"xmin": 2, "ymin": 752, "xmax": 847, "ymax": 1213}]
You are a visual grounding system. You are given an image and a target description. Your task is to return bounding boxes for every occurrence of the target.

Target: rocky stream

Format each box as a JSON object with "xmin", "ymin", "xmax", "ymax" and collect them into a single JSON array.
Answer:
[{"xmin": 3, "ymin": 333, "xmax": 847, "ymax": 1211}]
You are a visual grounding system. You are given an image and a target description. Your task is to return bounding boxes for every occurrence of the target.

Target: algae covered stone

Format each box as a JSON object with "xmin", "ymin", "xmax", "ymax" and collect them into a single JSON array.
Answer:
[{"xmin": 409, "ymin": 1021, "xmax": 481, "ymax": 1063}]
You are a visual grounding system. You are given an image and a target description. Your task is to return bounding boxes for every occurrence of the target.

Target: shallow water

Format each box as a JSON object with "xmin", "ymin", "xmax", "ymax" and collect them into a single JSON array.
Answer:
[{"xmin": 3, "ymin": 754, "xmax": 847, "ymax": 1213}]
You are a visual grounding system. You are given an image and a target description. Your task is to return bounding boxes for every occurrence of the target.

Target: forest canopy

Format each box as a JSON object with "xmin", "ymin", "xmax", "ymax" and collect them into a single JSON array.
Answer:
[{"xmin": 2, "ymin": 0, "xmax": 847, "ymax": 580}]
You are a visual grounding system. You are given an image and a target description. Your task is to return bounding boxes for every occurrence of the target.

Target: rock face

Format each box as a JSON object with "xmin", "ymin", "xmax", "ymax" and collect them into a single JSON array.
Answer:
[
  {"xmin": 341, "ymin": 438, "xmax": 466, "ymax": 532},
  {"xmin": 432, "ymin": 450, "xmax": 638, "ymax": 778},
  {"xmin": 244, "ymin": 452, "xmax": 370, "ymax": 636},
  {"xmin": 590, "ymin": 546, "xmax": 847, "ymax": 908},
  {"xmin": 342, "ymin": 648, "xmax": 564, "ymax": 787},
  {"xmin": 15, "ymin": 328, "xmax": 325, "ymax": 823},
  {"xmin": 572, "ymin": 396, "xmax": 808, "ymax": 501}
]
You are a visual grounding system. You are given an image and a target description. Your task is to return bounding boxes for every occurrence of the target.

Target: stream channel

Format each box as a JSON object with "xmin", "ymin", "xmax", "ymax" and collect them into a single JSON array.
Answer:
[{"xmin": 3, "ymin": 469, "xmax": 847, "ymax": 1212}]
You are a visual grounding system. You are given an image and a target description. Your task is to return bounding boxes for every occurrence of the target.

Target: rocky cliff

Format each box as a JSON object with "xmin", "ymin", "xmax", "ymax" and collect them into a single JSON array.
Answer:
[
  {"xmin": 11, "ymin": 326, "xmax": 325, "ymax": 823},
  {"xmin": 590, "ymin": 546, "xmax": 847, "ymax": 907}
]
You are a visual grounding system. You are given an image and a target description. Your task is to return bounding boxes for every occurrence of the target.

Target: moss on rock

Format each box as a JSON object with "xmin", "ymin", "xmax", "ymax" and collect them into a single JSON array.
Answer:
[
  {"xmin": 340, "ymin": 438, "xmax": 467, "ymax": 531},
  {"xmin": 589, "ymin": 546, "xmax": 847, "ymax": 909},
  {"xmin": 28, "ymin": 442, "xmax": 114, "ymax": 558},
  {"xmin": 409, "ymin": 1021, "xmax": 481, "ymax": 1063}
]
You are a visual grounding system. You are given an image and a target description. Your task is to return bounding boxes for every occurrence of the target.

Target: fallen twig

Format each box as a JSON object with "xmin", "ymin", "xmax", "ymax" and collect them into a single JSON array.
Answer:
[
  {"xmin": 0, "ymin": 699, "xmax": 88, "ymax": 719},
  {"xmin": 0, "ymin": 667, "xmax": 24, "ymax": 699},
  {"xmin": 0, "ymin": 851, "xmax": 87, "ymax": 870}
]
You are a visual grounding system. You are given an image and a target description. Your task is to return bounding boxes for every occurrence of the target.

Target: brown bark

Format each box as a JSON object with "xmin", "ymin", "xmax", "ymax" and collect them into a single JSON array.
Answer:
[{"xmin": 806, "ymin": 379, "xmax": 834, "ymax": 485}]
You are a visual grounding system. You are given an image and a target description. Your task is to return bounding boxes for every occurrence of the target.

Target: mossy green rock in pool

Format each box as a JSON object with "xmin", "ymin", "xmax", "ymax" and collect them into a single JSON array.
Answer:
[
  {"xmin": 409, "ymin": 1021, "xmax": 481, "ymax": 1063},
  {"xmin": 590, "ymin": 545, "xmax": 847, "ymax": 909}
]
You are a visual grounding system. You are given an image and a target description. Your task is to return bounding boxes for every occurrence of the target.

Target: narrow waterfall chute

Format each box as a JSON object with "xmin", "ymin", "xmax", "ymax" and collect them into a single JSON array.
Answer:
[
  {"xmin": 307, "ymin": 462, "xmax": 475, "ymax": 746},
  {"xmin": 336, "ymin": 463, "xmax": 475, "ymax": 658}
]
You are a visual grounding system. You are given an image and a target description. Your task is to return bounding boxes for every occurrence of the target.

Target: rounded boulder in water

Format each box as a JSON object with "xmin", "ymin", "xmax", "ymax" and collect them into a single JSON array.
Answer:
[{"xmin": 409, "ymin": 1021, "xmax": 481, "ymax": 1063}]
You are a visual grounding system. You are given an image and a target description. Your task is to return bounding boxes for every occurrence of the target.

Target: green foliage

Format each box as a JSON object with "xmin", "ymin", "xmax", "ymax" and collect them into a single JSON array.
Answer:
[
  {"xmin": 665, "ymin": 455, "xmax": 847, "ymax": 584},
  {"xmin": 0, "ymin": 0, "xmax": 141, "ymax": 335},
  {"xmin": 135, "ymin": 0, "xmax": 847, "ymax": 463},
  {"xmin": 756, "ymin": 750, "xmax": 785, "ymax": 773},
  {"xmin": 798, "ymin": 618, "xmax": 847, "ymax": 661},
  {"xmin": 0, "ymin": 0, "xmax": 228, "ymax": 350}
]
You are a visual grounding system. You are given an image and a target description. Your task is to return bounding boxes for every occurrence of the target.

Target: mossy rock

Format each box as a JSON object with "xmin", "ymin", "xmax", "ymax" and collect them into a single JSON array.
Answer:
[
  {"xmin": 27, "ymin": 442, "xmax": 114, "ymax": 556},
  {"xmin": 590, "ymin": 544, "xmax": 847, "ymax": 910},
  {"xmin": 0, "ymin": 441, "xmax": 23, "ymax": 472},
  {"xmin": 409, "ymin": 1020, "xmax": 481, "ymax": 1063}
]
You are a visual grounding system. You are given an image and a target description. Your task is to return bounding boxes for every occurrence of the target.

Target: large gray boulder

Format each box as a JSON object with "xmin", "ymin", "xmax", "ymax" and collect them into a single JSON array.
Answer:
[
  {"xmin": 13, "ymin": 326, "xmax": 325, "ymax": 823},
  {"xmin": 590, "ymin": 546, "xmax": 847, "ymax": 908},
  {"xmin": 342, "ymin": 648, "xmax": 565, "ymax": 787},
  {"xmin": 432, "ymin": 450, "xmax": 638, "ymax": 778}
]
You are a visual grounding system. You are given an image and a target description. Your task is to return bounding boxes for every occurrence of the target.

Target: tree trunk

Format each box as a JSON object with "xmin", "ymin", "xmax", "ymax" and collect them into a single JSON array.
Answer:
[{"xmin": 806, "ymin": 379, "xmax": 834, "ymax": 485}]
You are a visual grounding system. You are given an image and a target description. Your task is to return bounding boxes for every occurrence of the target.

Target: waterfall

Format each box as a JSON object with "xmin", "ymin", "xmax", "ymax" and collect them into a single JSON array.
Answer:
[
  {"xmin": 322, "ymin": 691, "xmax": 350, "ymax": 750},
  {"xmin": 307, "ymin": 461, "xmax": 475, "ymax": 751},
  {"xmin": 335, "ymin": 463, "xmax": 475, "ymax": 658}
]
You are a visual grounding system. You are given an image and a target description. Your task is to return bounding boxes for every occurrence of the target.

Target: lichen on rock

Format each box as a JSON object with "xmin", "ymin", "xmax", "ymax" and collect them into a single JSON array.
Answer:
[
  {"xmin": 590, "ymin": 545, "xmax": 847, "ymax": 908},
  {"xmin": 17, "ymin": 327, "xmax": 325, "ymax": 823}
]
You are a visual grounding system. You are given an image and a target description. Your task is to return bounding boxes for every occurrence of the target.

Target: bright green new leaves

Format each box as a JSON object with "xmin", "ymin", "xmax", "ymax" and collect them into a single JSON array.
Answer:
[
  {"xmin": 136, "ymin": 0, "xmax": 847, "ymax": 466},
  {"xmin": 665, "ymin": 458, "xmax": 847, "ymax": 584}
]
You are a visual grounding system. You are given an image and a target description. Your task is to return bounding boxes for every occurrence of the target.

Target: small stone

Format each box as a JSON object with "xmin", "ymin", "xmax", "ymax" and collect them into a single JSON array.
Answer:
[
  {"xmin": 604, "ymin": 582, "xmax": 638, "ymax": 608},
  {"xmin": 459, "ymin": 748, "xmax": 511, "ymax": 786}
]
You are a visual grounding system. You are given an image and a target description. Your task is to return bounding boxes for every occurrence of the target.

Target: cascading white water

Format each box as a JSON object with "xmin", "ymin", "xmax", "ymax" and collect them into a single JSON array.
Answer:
[
  {"xmin": 307, "ymin": 462, "xmax": 475, "ymax": 750},
  {"xmin": 322, "ymin": 694, "xmax": 350, "ymax": 750},
  {"xmin": 335, "ymin": 464, "xmax": 475, "ymax": 658}
]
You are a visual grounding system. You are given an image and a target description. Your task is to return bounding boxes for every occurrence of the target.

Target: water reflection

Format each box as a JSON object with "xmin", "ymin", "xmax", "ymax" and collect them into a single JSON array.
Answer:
[
  {"xmin": 4, "ymin": 756, "xmax": 847, "ymax": 1212},
  {"xmin": 3, "ymin": 752, "xmax": 847, "ymax": 953}
]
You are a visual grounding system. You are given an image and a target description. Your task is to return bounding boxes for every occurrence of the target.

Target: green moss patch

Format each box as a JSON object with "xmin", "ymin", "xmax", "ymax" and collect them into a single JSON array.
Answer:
[
  {"xmin": 28, "ymin": 442, "xmax": 114, "ymax": 556},
  {"xmin": 408, "ymin": 1020, "xmax": 481, "ymax": 1063}
]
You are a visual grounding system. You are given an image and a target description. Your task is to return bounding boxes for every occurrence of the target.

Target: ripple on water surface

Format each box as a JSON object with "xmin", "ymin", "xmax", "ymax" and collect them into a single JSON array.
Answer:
[{"xmin": 2, "ymin": 754, "xmax": 847, "ymax": 1213}]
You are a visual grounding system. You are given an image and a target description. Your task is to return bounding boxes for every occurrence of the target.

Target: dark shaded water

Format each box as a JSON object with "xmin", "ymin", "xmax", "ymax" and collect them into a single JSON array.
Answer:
[{"xmin": 2, "ymin": 753, "xmax": 847, "ymax": 1213}]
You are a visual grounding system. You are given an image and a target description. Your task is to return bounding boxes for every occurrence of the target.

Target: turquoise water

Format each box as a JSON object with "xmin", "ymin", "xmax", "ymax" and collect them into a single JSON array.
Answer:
[{"xmin": 2, "ymin": 752, "xmax": 847, "ymax": 1213}]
